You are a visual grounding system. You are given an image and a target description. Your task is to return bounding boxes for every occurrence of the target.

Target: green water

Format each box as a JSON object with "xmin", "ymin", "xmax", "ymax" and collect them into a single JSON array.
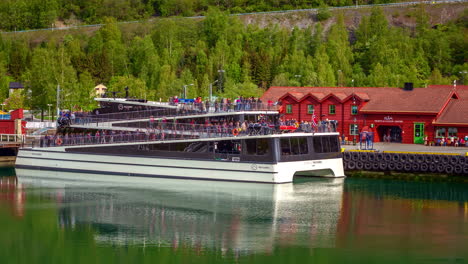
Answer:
[{"xmin": 0, "ymin": 168, "xmax": 467, "ymax": 264}]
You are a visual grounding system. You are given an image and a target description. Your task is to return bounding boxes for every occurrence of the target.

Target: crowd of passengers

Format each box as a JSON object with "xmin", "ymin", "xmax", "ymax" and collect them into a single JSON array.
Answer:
[
  {"xmin": 169, "ymin": 96, "xmax": 273, "ymax": 112},
  {"xmin": 429, "ymin": 136, "xmax": 468, "ymax": 147},
  {"xmin": 40, "ymin": 118, "xmax": 338, "ymax": 147}
]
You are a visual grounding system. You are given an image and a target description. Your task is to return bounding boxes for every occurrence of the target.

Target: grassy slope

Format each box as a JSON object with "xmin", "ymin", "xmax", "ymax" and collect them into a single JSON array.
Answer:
[{"xmin": 1, "ymin": 3, "xmax": 466, "ymax": 46}]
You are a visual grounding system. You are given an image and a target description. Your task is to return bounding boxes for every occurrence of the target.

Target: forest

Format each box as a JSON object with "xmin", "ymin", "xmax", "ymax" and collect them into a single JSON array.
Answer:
[
  {"xmin": 0, "ymin": 0, "xmax": 405, "ymax": 31},
  {"xmin": 0, "ymin": 6, "xmax": 466, "ymax": 112}
]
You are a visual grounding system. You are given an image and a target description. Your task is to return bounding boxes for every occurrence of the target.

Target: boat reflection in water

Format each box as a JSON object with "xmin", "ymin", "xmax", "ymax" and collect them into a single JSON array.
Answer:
[{"xmin": 15, "ymin": 168, "xmax": 344, "ymax": 254}]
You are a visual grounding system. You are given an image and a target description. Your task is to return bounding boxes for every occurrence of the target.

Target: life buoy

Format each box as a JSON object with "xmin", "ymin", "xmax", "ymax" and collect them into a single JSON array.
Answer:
[
  {"xmin": 56, "ymin": 138, "xmax": 63, "ymax": 145},
  {"xmin": 232, "ymin": 128, "xmax": 239, "ymax": 136}
]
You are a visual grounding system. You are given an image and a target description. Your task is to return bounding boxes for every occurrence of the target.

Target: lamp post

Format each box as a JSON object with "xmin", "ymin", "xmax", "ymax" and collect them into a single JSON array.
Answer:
[
  {"xmin": 209, "ymin": 80, "xmax": 218, "ymax": 102},
  {"xmin": 337, "ymin": 70, "xmax": 343, "ymax": 87},
  {"xmin": 460, "ymin": 71, "xmax": 467, "ymax": 85},
  {"xmin": 183, "ymin": 84, "xmax": 194, "ymax": 99},
  {"xmin": 217, "ymin": 69, "xmax": 225, "ymax": 92},
  {"xmin": 47, "ymin": 104, "xmax": 52, "ymax": 119},
  {"xmin": 56, "ymin": 85, "xmax": 61, "ymax": 117},
  {"xmin": 294, "ymin": 75, "xmax": 302, "ymax": 86}
]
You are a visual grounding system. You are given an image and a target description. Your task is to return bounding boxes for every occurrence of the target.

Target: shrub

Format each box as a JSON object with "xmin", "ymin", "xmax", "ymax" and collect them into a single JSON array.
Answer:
[{"xmin": 316, "ymin": 6, "xmax": 331, "ymax": 21}]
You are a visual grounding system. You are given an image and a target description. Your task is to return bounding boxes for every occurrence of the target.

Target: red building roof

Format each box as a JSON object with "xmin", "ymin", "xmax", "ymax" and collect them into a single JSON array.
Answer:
[
  {"xmin": 434, "ymin": 99, "xmax": 468, "ymax": 125},
  {"xmin": 262, "ymin": 85, "xmax": 468, "ymax": 125}
]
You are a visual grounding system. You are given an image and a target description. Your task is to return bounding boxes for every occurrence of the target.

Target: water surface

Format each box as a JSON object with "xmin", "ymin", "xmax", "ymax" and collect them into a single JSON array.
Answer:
[{"xmin": 0, "ymin": 168, "xmax": 466, "ymax": 263}]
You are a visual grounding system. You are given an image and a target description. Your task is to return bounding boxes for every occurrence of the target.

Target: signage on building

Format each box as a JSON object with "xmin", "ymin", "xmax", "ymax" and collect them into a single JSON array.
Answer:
[{"xmin": 374, "ymin": 116, "xmax": 403, "ymax": 123}]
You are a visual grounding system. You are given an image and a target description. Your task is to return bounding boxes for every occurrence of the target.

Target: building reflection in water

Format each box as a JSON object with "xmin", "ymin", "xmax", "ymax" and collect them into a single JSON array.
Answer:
[
  {"xmin": 337, "ymin": 179, "xmax": 468, "ymax": 257},
  {"xmin": 0, "ymin": 170, "xmax": 25, "ymax": 218},
  {"xmin": 15, "ymin": 168, "xmax": 344, "ymax": 255}
]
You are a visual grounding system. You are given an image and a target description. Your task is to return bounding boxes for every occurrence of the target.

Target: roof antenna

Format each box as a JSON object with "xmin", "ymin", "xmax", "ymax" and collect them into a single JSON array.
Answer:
[{"xmin": 125, "ymin": 86, "xmax": 129, "ymax": 98}]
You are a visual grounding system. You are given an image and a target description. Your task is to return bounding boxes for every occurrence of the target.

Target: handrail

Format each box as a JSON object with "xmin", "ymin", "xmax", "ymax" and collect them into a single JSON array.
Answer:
[
  {"xmin": 68, "ymin": 102, "xmax": 279, "ymax": 127},
  {"xmin": 0, "ymin": 134, "xmax": 25, "ymax": 143},
  {"xmin": 32, "ymin": 121, "xmax": 338, "ymax": 148}
]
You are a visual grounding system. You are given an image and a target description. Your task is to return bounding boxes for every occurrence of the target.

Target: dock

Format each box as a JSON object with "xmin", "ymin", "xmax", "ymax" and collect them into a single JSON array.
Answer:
[
  {"xmin": 0, "ymin": 134, "xmax": 24, "ymax": 166},
  {"xmin": 342, "ymin": 142, "xmax": 468, "ymax": 175}
]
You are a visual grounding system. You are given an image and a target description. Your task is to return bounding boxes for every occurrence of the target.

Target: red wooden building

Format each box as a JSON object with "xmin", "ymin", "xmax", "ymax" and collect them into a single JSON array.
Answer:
[
  {"xmin": 0, "ymin": 109, "xmax": 26, "ymax": 134},
  {"xmin": 261, "ymin": 85, "xmax": 468, "ymax": 144}
]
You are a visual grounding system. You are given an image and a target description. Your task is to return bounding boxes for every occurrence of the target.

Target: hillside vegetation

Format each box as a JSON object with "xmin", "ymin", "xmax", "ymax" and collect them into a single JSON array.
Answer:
[
  {"xmin": 0, "ymin": 0, "xmax": 406, "ymax": 31},
  {"xmin": 0, "ymin": 5, "xmax": 466, "ymax": 112}
]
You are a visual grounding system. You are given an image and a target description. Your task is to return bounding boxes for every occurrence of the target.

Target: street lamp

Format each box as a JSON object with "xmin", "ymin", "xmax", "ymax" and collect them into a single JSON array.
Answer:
[
  {"xmin": 47, "ymin": 104, "xmax": 52, "ymax": 119},
  {"xmin": 209, "ymin": 80, "xmax": 218, "ymax": 102},
  {"xmin": 460, "ymin": 71, "xmax": 467, "ymax": 85},
  {"xmin": 217, "ymin": 69, "xmax": 225, "ymax": 92},
  {"xmin": 56, "ymin": 85, "xmax": 61, "ymax": 117},
  {"xmin": 294, "ymin": 75, "xmax": 302, "ymax": 86},
  {"xmin": 183, "ymin": 84, "xmax": 194, "ymax": 99},
  {"xmin": 337, "ymin": 70, "xmax": 343, "ymax": 87}
]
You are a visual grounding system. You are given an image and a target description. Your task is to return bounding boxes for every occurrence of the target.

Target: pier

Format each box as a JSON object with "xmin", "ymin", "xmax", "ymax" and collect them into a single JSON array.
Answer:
[
  {"xmin": 343, "ymin": 143, "xmax": 468, "ymax": 175},
  {"xmin": 0, "ymin": 134, "xmax": 24, "ymax": 166}
]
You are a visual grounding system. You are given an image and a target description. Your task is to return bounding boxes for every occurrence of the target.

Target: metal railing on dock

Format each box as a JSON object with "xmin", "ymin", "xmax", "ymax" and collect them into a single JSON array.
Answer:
[{"xmin": 0, "ymin": 134, "xmax": 25, "ymax": 143}]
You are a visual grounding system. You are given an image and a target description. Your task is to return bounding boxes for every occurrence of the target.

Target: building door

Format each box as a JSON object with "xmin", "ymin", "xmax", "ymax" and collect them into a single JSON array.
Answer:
[
  {"xmin": 414, "ymin": 123, "xmax": 424, "ymax": 144},
  {"xmin": 377, "ymin": 125, "xmax": 402, "ymax": 143}
]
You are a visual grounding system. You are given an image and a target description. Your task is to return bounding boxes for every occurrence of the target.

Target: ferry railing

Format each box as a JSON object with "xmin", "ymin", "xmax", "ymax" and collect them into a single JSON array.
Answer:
[
  {"xmin": 71, "ymin": 102, "xmax": 280, "ymax": 126},
  {"xmin": 30, "ymin": 121, "xmax": 338, "ymax": 148}
]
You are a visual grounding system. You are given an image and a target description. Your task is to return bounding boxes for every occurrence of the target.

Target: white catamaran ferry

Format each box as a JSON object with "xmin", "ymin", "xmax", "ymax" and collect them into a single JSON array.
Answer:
[{"xmin": 16, "ymin": 95, "xmax": 344, "ymax": 183}]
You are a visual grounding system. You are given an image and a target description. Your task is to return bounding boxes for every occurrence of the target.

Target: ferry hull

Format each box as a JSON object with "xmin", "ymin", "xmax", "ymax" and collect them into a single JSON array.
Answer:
[{"xmin": 16, "ymin": 149, "xmax": 344, "ymax": 184}]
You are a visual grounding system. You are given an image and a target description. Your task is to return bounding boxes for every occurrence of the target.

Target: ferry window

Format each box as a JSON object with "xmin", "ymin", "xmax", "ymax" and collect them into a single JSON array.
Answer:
[
  {"xmin": 448, "ymin": 127, "xmax": 457, "ymax": 137},
  {"xmin": 329, "ymin": 105, "xmax": 336, "ymax": 115},
  {"xmin": 246, "ymin": 139, "xmax": 257, "ymax": 155},
  {"xmin": 435, "ymin": 128, "xmax": 446, "ymax": 138},
  {"xmin": 307, "ymin": 105, "xmax": 314, "ymax": 114},
  {"xmin": 350, "ymin": 124, "xmax": 359, "ymax": 135},
  {"xmin": 313, "ymin": 137, "xmax": 323, "ymax": 153},
  {"xmin": 351, "ymin": 105, "xmax": 358, "ymax": 115},
  {"xmin": 297, "ymin": 137, "xmax": 308, "ymax": 154},
  {"xmin": 286, "ymin": 104, "xmax": 292, "ymax": 114},
  {"xmin": 149, "ymin": 143, "xmax": 170, "ymax": 151},
  {"xmin": 329, "ymin": 136, "xmax": 339, "ymax": 152},
  {"xmin": 322, "ymin": 136, "xmax": 330, "ymax": 153},
  {"xmin": 216, "ymin": 140, "xmax": 241, "ymax": 154},
  {"xmin": 257, "ymin": 139, "xmax": 269, "ymax": 155},
  {"xmin": 281, "ymin": 137, "xmax": 308, "ymax": 155},
  {"xmin": 292, "ymin": 138, "xmax": 302, "ymax": 155},
  {"xmin": 280, "ymin": 138, "xmax": 291, "ymax": 155},
  {"xmin": 313, "ymin": 136, "xmax": 340, "ymax": 153},
  {"xmin": 173, "ymin": 142, "xmax": 190, "ymax": 152},
  {"xmin": 148, "ymin": 142, "xmax": 210, "ymax": 153},
  {"xmin": 244, "ymin": 139, "xmax": 269, "ymax": 155}
]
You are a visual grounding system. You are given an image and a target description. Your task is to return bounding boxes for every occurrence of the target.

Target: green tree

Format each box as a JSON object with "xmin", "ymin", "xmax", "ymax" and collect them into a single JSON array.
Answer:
[{"xmin": 108, "ymin": 75, "xmax": 147, "ymax": 99}]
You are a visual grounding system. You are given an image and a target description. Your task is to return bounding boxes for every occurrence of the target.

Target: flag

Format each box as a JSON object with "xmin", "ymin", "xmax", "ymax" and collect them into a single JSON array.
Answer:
[{"xmin": 311, "ymin": 112, "xmax": 318, "ymax": 127}]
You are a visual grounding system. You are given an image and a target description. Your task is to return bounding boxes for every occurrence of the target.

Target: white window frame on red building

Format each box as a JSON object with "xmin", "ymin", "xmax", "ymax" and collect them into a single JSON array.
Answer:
[
  {"xmin": 329, "ymin": 104, "xmax": 336, "ymax": 115},
  {"xmin": 350, "ymin": 124, "xmax": 359, "ymax": 135}
]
